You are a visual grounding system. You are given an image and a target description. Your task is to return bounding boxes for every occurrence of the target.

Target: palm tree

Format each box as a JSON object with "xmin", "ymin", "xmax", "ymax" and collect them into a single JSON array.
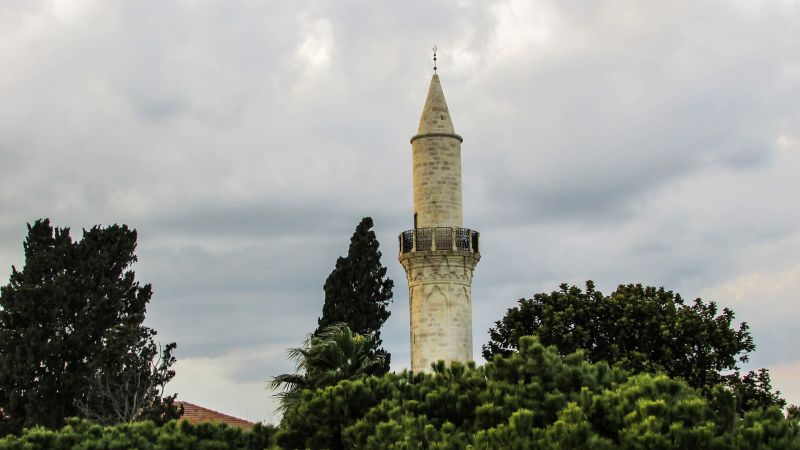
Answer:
[{"xmin": 271, "ymin": 323, "xmax": 386, "ymax": 412}]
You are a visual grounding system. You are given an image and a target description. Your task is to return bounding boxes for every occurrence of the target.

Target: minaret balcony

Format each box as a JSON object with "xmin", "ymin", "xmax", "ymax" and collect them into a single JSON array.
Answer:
[{"xmin": 398, "ymin": 227, "xmax": 480, "ymax": 255}]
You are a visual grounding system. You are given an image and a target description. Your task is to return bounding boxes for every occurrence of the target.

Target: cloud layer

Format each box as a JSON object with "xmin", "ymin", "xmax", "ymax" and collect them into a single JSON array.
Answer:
[{"xmin": 1, "ymin": 0, "xmax": 798, "ymax": 421}]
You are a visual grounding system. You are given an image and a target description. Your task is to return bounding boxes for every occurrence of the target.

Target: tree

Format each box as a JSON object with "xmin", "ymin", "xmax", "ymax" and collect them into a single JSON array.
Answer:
[
  {"xmin": 0, "ymin": 219, "xmax": 179, "ymax": 434},
  {"xmin": 0, "ymin": 418, "xmax": 277, "ymax": 449},
  {"xmin": 316, "ymin": 217, "xmax": 393, "ymax": 372},
  {"xmin": 75, "ymin": 342, "xmax": 182, "ymax": 425},
  {"xmin": 482, "ymin": 281, "xmax": 784, "ymax": 413},
  {"xmin": 789, "ymin": 405, "xmax": 800, "ymax": 421},
  {"xmin": 271, "ymin": 323, "xmax": 386, "ymax": 413},
  {"xmin": 275, "ymin": 337, "xmax": 800, "ymax": 449}
]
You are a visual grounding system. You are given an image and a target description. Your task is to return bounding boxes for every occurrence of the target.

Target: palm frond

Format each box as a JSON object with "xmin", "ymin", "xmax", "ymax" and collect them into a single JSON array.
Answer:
[{"xmin": 269, "ymin": 323, "xmax": 386, "ymax": 413}]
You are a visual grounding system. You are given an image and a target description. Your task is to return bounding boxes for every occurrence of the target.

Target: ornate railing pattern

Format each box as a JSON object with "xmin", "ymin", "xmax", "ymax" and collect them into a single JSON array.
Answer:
[
  {"xmin": 398, "ymin": 227, "xmax": 479, "ymax": 254},
  {"xmin": 401, "ymin": 230, "xmax": 414, "ymax": 253},
  {"xmin": 455, "ymin": 227, "xmax": 470, "ymax": 251},
  {"xmin": 416, "ymin": 227, "xmax": 432, "ymax": 251}
]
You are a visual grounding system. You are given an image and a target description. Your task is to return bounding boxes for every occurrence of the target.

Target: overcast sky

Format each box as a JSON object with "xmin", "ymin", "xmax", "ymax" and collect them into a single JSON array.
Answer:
[{"xmin": 1, "ymin": 0, "xmax": 798, "ymax": 423}]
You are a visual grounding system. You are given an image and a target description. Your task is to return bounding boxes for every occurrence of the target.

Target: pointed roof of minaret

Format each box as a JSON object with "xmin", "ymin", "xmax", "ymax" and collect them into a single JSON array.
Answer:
[{"xmin": 417, "ymin": 74, "xmax": 456, "ymax": 135}]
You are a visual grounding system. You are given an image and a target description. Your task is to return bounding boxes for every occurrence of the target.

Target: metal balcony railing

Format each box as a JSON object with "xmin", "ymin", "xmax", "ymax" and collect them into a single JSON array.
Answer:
[{"xmin": 398, "ymin": 227, "xmax": 479, "ymax": 255}]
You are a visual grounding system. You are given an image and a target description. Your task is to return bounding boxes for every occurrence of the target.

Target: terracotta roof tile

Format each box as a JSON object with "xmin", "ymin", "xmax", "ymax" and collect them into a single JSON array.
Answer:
[{"xmin": 177, "ymin": 401, "xmax": 254, "ymax": 430}]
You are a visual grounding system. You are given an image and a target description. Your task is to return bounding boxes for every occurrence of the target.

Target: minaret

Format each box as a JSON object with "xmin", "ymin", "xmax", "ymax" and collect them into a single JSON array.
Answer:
[{"xmin": 398, "ymin": 69, "xmax": 480, "ymax": 372}]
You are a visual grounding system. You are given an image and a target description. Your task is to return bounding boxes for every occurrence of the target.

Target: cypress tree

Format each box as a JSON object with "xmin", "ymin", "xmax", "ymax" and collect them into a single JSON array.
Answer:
[
  {"xmin": 316, "ymin": 217, "xmax": 393, "ymax": 373},
  {"xmin": 0, "ymin": 219, "xmax": 178, "ymax": 434}
]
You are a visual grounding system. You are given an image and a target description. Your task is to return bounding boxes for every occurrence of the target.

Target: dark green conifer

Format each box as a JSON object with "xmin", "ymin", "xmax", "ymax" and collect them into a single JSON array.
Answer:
[
  {"xmin": 316, "ymin": 217, "xmax": 393, "ymax": 373},
  {"xmin": 0, "ymin": 219, "xmax": 178, "ymax": 434}
]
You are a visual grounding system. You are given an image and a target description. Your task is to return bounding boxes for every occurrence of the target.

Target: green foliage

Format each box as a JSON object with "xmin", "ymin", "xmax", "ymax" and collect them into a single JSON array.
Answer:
[
  {"xmin": 317, "ymin": 217, "xmax": 393, "ymax": 372},
  {"xmin": 483, "ymin": 281, "xmax": 784, "ymax": 413},
  {"xmin": 789, "ymin": 405, "xmax": 800, "ymax": 421},
  {"xmin": 271, "ymin": 323, "xmax": 387, "ymax": 413},
  {"xmin": 2, "ymin": 341, "xmax": 797, "ymax": 448},
  {"xmin": 0, "ymin": 418, "xmax": 277, "ymax": 449},
  {"xmin": 275, "ymin": 338, "xmax": 800, "ymax": 449},
  {"xmin": 0, "ymin": 219, "xmax": 179, "ymax": 434}
]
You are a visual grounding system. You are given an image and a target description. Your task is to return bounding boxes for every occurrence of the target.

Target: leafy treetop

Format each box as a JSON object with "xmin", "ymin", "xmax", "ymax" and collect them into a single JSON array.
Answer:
[{"xmin": 483, "ymin": 281, "xmax": 784, "ymax": 413}]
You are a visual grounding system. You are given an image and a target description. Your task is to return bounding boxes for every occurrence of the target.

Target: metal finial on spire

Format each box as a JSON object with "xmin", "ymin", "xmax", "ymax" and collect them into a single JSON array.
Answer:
[{"xmin": 433, "ymin": 46, "xmax": 438, "ymax": 74}]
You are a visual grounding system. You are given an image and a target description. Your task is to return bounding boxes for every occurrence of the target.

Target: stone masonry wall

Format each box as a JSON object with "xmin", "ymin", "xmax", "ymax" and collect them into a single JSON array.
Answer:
[
  {"xmin": 412, "ymin": 135, "xmax": 463, "ymax": 228},
  {"xmin": 400, "ymin": 251, "xmax": 479, "ymax": 372}
]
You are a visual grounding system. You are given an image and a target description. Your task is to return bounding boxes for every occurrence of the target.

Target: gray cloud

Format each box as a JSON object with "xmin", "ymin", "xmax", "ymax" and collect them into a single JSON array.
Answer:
[{"xmin": 1, "ymin": 0, "xmax": 799, "ymax": 420}]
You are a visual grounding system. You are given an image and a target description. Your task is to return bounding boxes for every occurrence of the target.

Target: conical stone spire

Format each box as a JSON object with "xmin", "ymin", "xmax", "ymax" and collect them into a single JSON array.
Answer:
[
  {"xmin": 409, "ymin": 74, "xmax": 464, "ymax": 229},
  {"xmin": 416, "ymin": 74, "xmax": 456, "ymax": 135}
]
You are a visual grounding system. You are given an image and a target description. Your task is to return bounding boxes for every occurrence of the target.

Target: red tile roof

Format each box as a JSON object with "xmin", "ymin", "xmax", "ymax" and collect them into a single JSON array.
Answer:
[{"xmin": 177, "ymin": 401, "xmax": 255, "ymax": 430}]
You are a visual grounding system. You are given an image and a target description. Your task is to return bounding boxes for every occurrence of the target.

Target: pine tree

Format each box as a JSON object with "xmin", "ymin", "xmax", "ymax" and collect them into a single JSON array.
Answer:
[
  {"xmin": 0, "ymin": 219, "xmax": 179, "ymax": 434},
  {"xmin": 316, "ymin": 217, "xmax": 393, "ymax": 373},
  {"xmin": 277, "ymin": 338, "xmax": 800, "ymax": 449}
]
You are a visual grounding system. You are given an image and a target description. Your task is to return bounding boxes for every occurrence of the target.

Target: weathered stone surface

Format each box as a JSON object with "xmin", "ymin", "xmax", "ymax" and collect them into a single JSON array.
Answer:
[
  {"xmin": 412, "ymin": 140, "xmax": 462, "ymax": 228},
  {"xmin": 416, "ymin": 74, "xmax": 455, "ymax": 135},
  {"xmin": 399, "ymin": 250, "xmax": 479, "ymax": 371},
  {"xmin": 399, "ymin": 74, "xmax": 480, "ymax": 373}
]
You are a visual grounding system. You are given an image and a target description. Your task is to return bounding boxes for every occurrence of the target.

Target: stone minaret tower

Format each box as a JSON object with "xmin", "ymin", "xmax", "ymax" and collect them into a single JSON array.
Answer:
[{"xmin": 398, "ymin": 73, "xmax": 480, "ymax": 372}]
